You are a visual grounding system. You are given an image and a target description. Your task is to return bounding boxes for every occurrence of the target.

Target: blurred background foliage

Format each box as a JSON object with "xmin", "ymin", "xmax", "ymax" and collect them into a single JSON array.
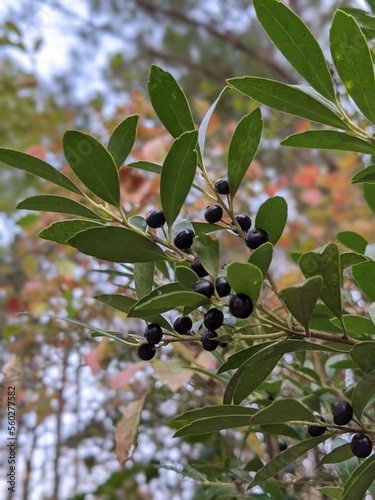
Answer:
[{"xmin": 0, "ymin": 1, "xmax": 373, "ymax": 498}]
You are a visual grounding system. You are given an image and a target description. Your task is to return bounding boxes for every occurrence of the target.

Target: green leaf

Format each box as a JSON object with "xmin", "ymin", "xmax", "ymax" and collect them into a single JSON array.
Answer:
[
  {"xmin": 193, "ymin": 234, "xmax": 219, "ymax": 280},
  {"xmin": 351, "ymin": 341, "xmax": 375, "ymax": 373},
  {"xmin": 279, "ymin": 276, "xmax": 323, "ymax": 332},
  {"xmin": 39, "ymin": 219, "xmax": 103, "ymax": 245},
  {"xmin": 342, "ymin": 455, "xmax": 375, "ymax": 500},
  {"xmin": 128, "ymin": 291, "xmax": 206, "ymax": 317},
  {"xmin": 330, "ymin": 315, "xmax": 375, "ymax": 336},
  {"xmin": 249, "ymin": 434, "xmax": 329, "ymax": 488},
  {"xmin": 224, "ymin": 356, "xmax": 279, "ymax": 404},
  {"xmin": 248, "ymin": 242, "xmax": 273, "ymax": 276},
  {"xmin": 174, "ymin": 415, "xmax": 254, "ymax": 438},
  {"xmin": 108, "ymin": 115, "xmax": 139, "ymax": 168},
  {"xmin": 227, "ymin": 77, "xmax": 348, "ymax": 129},
  {"xmin": 148, "ymin": 65, "xmax": 195, "ymax": 138},
  {"xmin": 341, "ymin": 253, "xmax": 368, "ymax": 269},
  {"xmin": 17, "ymin": 195, "xmax": 102, "ymax": 219},
  {"xmin": 352, "ymin": 165, "xmax": 375, "ymax": 184},
  {"xmin": 0, "ymin": 148, "xmax": 81, "ymax": 194},
  {"xmin": 282, "ymin": 130, "xmax": 375, "ymax": 154},
  {"xmin": 174, "ymin": 405, "xmax": 256, "ymax": 422},
  {"xmin": 254, "ymin": 0, "xmax": 335, "ymax": 102},
  {"xmin": 228, "ymin": 109, "xmax": 263, "ymax": 199},
  {"xmin": 226, "ymin": 262, "xmax": 263, "ymax": 305},
  {"xmin": 250, "ymin": 399, "xmax": 317, "ymax": 426},
  {"xmin": 317, "ymin": 444, "xmax": 353, "ymax": 467},
  {"xmin": 198, "ymin": 86, "xmax": 229, "ymax": 154},
  {"xmin": 134, "ymin": 262, "xmax": 154, "ymax": 299},
  {"xmin": 63, "ymin": 130, "xmax": 120, "ymax": 206},
  {"xmin": 127, "ymin": 161, "xmax": 161, "ymax": 174},
  {"xmin": 352, "ymin": 260, "xmax": 375, "ymax": 300},
  {"xmin": 331, "ymin": 10, "xmax": 375, "ymax": 125},
  {"xmin": 255, "ymin": 196, "xmax": 288, "ymax": 245},
  {"xmin": 337, "ymin": 231, "xmax": 368, "ymax": 253},
  {"xmin": 364, "ymin": 183, "xmax": 375, "ymax": 212},
  {"xmin": 299, "ymin": 243, "xmax": 342, "ymax": 320},
  {"xmin": 317, "ymin": 487, "xmax": 343, "ymax": 499},
  {"xmin": 175, "ymin": 265, "xmax": 199, "ymax": 289},
  {"xmin": 68, "ymin": 226, "xmax": 168, "ymax": 263},
  {"xmin": 351, "ymin": 368, "xmax": 375, "ymax": 418},
  {"xmin": 160, "ymin": 130, "xmax": 198, "ymax": 227},
  {"xmin": 218, "ymin": 339, "xmax": 341, "ymax": 374},
  {"xmin": 95, "ymin": 294, "xmax": 172, "ymax": 332}
]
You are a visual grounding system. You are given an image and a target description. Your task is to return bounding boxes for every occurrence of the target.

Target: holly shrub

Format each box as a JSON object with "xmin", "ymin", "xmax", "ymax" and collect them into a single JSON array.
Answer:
[{"xmin": 3, "ymin": 1, "xmax": 375, "ymax": 498}]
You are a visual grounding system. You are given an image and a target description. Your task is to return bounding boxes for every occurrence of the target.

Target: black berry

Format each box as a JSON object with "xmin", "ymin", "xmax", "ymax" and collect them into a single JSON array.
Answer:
[
  {"xmin": 219, "ymin": 342, "xmax": 228, "ymax": 348},
  {"xmin": 333, "ymin": 401, "xmax": 353, "ymax": 426},
  {"xmin": 232, "ymin": 214, "xmax": 252, "ymax": 232},
  {"xmin": 204, "ymin": 308, "xmax": 224, "ymax": 330},
  {"xmin": 146, "ymin": 209, "xmax": 166, "ymax": 228},
  {"xmin": 245, "ymin": 228, "xmax": 269, "ymax": 249},
  {"xmin": 137, "ymin": 343, "xmax": 156, "ymax": 360},
  {"xmin": 173, "ymin": 229, "xmax": 195, "ymax": 250},
  {"xmin": 191, "ymin": 258, "xmax": 208, "ymax": 278},
  {"xmin": 204, "ymin": 205, "xmax": 223, "ymax": 224},
  {"xmin": 215, "ymin": 276, "xmax": 231, "ymax": 297},
  {"xmin": 192, "ymin": 279, "xmax": 214, "ymax": 298},
  {"xmin": 351, "ymin": 433, "xmax": 373, "ymax": 458},
  {"xmin": 215, "ymin": 177, "xmax": 229, "ymax": 195},
  {"xmin": 201, "ymin": 330, "xmax": 219, "ymax": 351},
  {"xmin": 279, "ymin": 441, "xmax": 288, "ymax": 452},
  {"xmin": 308, "ymin": 415, "xmax": 326, "ymax": 437},
  {"xmin": 229, "ymin": 293, "xmax": 253, "ymax": 318},
  {"xmin": 173, "ymin": 316, "xmax": 192, "ymax": 335},
  {"xmin": 144, "ymin": 323, "xmax": 163, "ymax": 344}
]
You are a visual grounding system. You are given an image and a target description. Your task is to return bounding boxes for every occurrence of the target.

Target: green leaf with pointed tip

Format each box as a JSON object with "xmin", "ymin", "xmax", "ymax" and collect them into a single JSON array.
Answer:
[
  {"xmin": 279, "ymin": 277, "xmax": 322, "ymax": 332},
  {"xmin": 0, "ymin": 148, "xmax": 81, "ymax": 194},
  {"xmin": 255, "ymin": 196, "xmax": 288, "ymax": 245},
  {"xmin": 250, "ymin": 399, "xmax": 317, "ymax": 426},
  {"xmin": 134, "ymin": 262, "xmax": 154, "ymax": 299},
  {"xmin": 198, "ymin": 86, "xmax": 229, "ymax": 154},
  {"xmin": 364, "ymin": 183, "xmax": 375, "ymax": 212},
  {"xmin": 226, "ymin": 262, "xmax": 263, "ymax": 305},
  {"xmin": 250, "ymin": 435, "xmax": 329, "ymax": 488},
  {"xmin": 317, "ymin": 487, "xmax": 343, "ymax": 500},
  {"xmin": 63, "ymin": 130, "xmax": 120, "ymax": 206},
  {"xmin": 17, "ymin": 195, "xmax": 102, "ymax": 219},
  {"xmin": 148, "ymin": 65, "xmax": 195, "ymax": 138},
  {"xmin": 39, "ymin": 219, "xmax": 104, "ymax": 245},
  {"xmin": 160, "ymin": 130, "xmax": 198, "ymax": 228},
  {"xmin": 227, "ymin": 77, "xmax": 348, "ymax": 129},
  {"xmin": 351, "ymin": 368, "xmax": 375, "ymax": 418},
  {"xmin": 218, "ymin": 340, "xmax": 279, "ymax": 374},
  {"xmin": 341, "ymin": 253, "xmax": 368, "ymax": 269},
  {"xmin": 224, "ymin": 356, "xmax": 279, "ymax": 404},
  {"xmin": 127, "ymin": 161, "xmax": 161, "ymax": 174},
  {"xmin": 254, "ymin": 0, "xmax": 335, "ymax": 102},
  {"xmin": 337, "ymin": 231, "xmax": 368, "ymax": 253},
  {"xmin": 299, "ymin": 243, "xmax": 342, "ymax": 320},
  {"xmin": 108, "ymin": 115, "xmax": 139, "ymax": 168},
  {"xmin": 68, "ymin": 226, "xmax": 168, "ymax": 263},
  {"xmin": 317, "ymin": 444, "xmax": 353, "ymax": 467},
  {"xmin": 228, "ymin": 109, "xmax": 263, "ymax": 199},
  {"xmin": 175, "ymin": 265, "xmax": 198, "ymax": 289},
  {"xmin": 95, "ymin": 294, "xmax": 172, "ymax": 332},
  {"xmin": 352, "ymin": 165, "xmax": 375, "ymax": 184},
  {"xmin": 351, "ymin": 341, "xmax": 375, "ymax": 373},
  {"xmin": 128, "ymin": 291, "xmax": 206, "ymax": 317},
  {"xmin": 248, "ymin": 242, "xmax": 273, "ymax": 276},
  {"xmin": 352, "ymin": 260, "xmax": 375, "ymax": 301},
  {"xmin": 174, "ymin": 405, "xmax": 256, "ymax": 422},
  {"xmin": 281, "ymin": 131, "xmax": 375, "ymax": 154},
  {"xmin": 331, "ymin": 10, "xmax": 375, "ymax": 125},
  {"xmin": 174, "ymin": 415, "xmax": 254, "ymax": 438},
  {"xmin": 193, "ymin": 234, "xmax": 219, "ymax": 280},
  {"xmin": 342, "ymin": 454, "xmax": 375, "ymax": 500}
]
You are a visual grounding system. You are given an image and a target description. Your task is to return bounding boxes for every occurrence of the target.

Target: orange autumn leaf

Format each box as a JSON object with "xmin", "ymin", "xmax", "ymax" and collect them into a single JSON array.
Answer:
[{"xmin": 293, "ymin": 165, "xmax": 319, "ymax": 187}]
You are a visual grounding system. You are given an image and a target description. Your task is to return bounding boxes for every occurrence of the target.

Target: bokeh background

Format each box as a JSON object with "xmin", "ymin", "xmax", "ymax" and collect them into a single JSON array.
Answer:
[{"xmin": 0, "ymin": 1, "xmax": 373, "ymax": 499}]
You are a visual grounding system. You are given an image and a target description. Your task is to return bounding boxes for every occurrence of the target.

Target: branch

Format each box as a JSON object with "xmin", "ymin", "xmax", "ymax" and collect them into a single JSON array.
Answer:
[{"xmin": 135, "ymin": 0, "xmax": 297, "ymax": 84}]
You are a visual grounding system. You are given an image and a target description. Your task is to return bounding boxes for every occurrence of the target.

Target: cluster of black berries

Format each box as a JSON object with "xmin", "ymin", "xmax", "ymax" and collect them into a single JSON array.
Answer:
[
  {"xmin": 205, "ymin": 177, "xmax": 269, "ymax": 250},
  {"xmin": 137, "ymin": 323, "xmax": 163, "ymax": 361},
  {"xmin": 308, "ymin": 401, "xmax": 373, "ymax": 458}
]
